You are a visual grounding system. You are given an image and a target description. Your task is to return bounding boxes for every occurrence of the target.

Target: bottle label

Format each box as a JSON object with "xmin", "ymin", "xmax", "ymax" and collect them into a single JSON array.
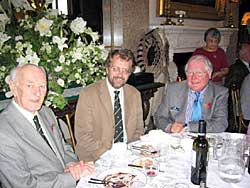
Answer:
[{"xmin": 192, "ymin": 149, "xmax": 196, "ymax": 168}]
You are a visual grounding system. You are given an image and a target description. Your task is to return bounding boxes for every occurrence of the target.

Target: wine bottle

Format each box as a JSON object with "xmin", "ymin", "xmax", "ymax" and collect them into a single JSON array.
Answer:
[{"xmin": 191, "ymin": 120, "xmax": 209, "ymax": 185}]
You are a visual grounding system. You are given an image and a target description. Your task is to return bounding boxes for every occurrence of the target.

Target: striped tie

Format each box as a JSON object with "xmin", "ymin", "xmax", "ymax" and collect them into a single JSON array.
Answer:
[
  {"xmin": 33, "ymin": 115, "xmax": 53, "ymax": 151},
  {"xmin": 114, "ymin": 91, "xmax": 124, "ymax": 143}
]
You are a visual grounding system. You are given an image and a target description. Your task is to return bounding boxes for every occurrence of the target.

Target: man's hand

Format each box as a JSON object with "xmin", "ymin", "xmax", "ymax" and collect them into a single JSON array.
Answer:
[
  {"xmin": 65, "ymin": 161, "xmax": 94, "ymax": 181},
  {"xmin": 170, "ymin": 122, "xmax": 186, "ymax": 133}
]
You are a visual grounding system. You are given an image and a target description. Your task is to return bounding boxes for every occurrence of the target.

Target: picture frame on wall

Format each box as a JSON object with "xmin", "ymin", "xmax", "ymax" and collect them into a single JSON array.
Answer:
[{"xmin": 157, "ymin": 0, "xmax": 226, "ymax": 20}]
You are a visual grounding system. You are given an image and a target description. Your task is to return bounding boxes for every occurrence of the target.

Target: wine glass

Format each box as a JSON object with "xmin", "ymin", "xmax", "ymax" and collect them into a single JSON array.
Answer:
[{"xmin": 218, "ymin": 157, "xmax": 245, "ymax": 183}]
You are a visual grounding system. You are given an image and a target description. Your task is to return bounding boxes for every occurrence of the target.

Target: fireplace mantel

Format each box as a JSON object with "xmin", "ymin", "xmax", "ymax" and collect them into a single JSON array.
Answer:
[{"xmin": 149, "ymin": 25, "xmax": 238, "ymax": 64}]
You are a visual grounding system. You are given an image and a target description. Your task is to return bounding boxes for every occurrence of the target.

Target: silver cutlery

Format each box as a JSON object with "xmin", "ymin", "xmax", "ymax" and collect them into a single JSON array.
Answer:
[
  {"xmin": 131, "ymin": 145, "xmax": 158, "ymax": 154},
  {"xmin": 88, "ymin": 178, "xmax": 126, "ymax": 188}
]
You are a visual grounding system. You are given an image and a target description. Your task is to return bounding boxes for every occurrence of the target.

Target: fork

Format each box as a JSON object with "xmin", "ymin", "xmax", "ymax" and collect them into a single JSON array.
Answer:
[
  {"xmin": 88, "ymin": 178, "xmax": 126, "ymax": 187},
  {"xmin": 131, "ymin": 145, "xmax": 158, "ymax": 154}
]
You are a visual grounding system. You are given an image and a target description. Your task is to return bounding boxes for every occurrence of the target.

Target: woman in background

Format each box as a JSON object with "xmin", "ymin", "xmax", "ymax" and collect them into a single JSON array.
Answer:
[{"xmin": 193, "ymin": 28, "xmax": 229, "ymax": 85}]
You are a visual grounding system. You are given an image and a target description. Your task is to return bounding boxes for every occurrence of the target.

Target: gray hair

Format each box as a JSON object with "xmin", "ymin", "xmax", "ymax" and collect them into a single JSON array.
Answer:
[
  {"xmin": 204, "ymin": 28, "xmax": 221, "ymax": 43},
  {"xmin": 185, "ymin": 55, "xmax": 213, "ymax": 74},
  {"xmin": 105, "ymin": 49, "xmax": 135, "ymax": 68},
  {"xmin": 9, "ymin": 64, "xmax": 46, "ymax": 84}
]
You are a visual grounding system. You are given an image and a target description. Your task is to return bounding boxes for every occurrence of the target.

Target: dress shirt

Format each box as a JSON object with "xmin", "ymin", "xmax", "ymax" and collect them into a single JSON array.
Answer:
[
  {"xmin": 12, "ymin": 100, "xmax": 57, "ymax": 154},
  {"xmin": 242, "ymin": 60, "xmax": 250, "ymax": 71},
  {"xmin": 106, "ymin": 78, "xmax": 128, "ymax": 143},
  {"xmin": 185, "ymin": 87, "xmax": 207, "ymax": 128}
]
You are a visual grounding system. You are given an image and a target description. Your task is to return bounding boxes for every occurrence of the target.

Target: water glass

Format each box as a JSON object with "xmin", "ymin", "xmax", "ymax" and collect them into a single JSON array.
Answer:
[
  {"xmin": 218, "ymin": 157, "xmax": 245, "ymax": 183},
  {"xmin": 174, "ymin": 183, "xmax": 189, "ymax": 188}
]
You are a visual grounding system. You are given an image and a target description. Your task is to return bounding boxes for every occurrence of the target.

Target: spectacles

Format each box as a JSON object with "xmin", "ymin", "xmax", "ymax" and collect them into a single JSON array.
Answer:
[
  {"xmin": 110, "ymin": 66, "xmax": 131, "ymax": 74},
  {"xmin": 186, "ymin": 71, "xmax": 207, "ymax": 77}
]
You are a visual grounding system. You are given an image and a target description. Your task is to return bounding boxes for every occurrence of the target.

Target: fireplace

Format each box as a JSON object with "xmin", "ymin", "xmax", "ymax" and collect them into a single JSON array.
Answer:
[{"xmin": 149, "ymin": 25, "xmax": 238, "ymax": 82}]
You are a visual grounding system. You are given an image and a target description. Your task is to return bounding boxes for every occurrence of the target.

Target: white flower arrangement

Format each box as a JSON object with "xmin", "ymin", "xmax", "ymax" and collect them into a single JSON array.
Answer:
[{"xmin": 0, "ymin": 0, "xmax": 108, "ymax": 109}]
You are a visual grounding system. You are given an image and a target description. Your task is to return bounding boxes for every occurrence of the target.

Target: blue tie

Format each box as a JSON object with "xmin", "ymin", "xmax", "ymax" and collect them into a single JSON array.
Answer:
[{"xmin": 191, "ymin": 92, "xmax": 202, "ymax": 121}]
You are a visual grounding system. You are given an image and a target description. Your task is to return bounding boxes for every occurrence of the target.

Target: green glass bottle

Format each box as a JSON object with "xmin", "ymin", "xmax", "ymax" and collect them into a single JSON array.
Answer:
[{"xmin": 191, "ymin": 120, "xmax": 209, "ymax": 185}]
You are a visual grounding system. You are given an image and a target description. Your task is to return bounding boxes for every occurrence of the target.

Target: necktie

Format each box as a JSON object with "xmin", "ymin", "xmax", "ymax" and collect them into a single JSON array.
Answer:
[
  {"xmin": 113, "ymin": 91, "xmax": 124, "ymax": 143},
  {"xmin": 191, "ymin": 92, "xmax": 202, "ymax": 121},
  {"xmin": 33, "ymin": 115, "xmax": 53, "ymax": 151}
]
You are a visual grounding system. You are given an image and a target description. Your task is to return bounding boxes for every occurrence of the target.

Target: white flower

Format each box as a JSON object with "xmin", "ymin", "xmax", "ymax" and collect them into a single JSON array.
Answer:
[
  {"xmin": 70, "ymin": 17, "xmax": 86, "ymax": 35},
  {"xmin": 10, "ymin": 0, "xmax": 33, "ymax": 10},
  {"xmin": 54, "ymin": 66, "xmax": 62, "ymax": 72},
  {"xmin": 74, "ymin": 73, "xmax": 81, "ymax": 79},
  {"xmin": 59, "ymin": 55, "xmax": 65, "ymax": 63},
  {"xmin": 0, "ymin": 14, "xmax": 10, "ymax": 32},
  {"xmin": 41, "ymin": 42, "xmax": 51, "ymax": 54},
  {"xmin": 35, "ymin": 17, "xmax": 53, "ymax": 37},
  {"xmin": 15, "ymin": 35, "xmax": 23, "ymax": 41},
  {"xmin": 28, "ymin": 53, "xmax": 40, "ymax": 65},
  {"xmin": 57, "ymin": 78, "xmax": 65, "ymax": 87},
  {"xmin": 72, "ymin": 48, "xmax": 83, "ymax": 62},
  {"xmin": 90, "ymin": 32, "xmax": 99, "ymax": 42},
  {"xmin": 85, "ymin": 28, "xmax": 99, "ymax": 42},
  {"xmin": 0, "ymin": 4, "xmax": 106, "ymax": 109},
  {"xmin": 17, "ymin": 56, "xmax": 27, "ymax": 65},
  {"xmin": 0, "ymin": 32, "xmax": 11, "ymax": 44},
  {"xmin": 4, "ymin": 75, "xmax": 10, "ymax": 84},
  {"xmin": 52, "ymin": 36, "xmax": 68, "ymax": 51}
]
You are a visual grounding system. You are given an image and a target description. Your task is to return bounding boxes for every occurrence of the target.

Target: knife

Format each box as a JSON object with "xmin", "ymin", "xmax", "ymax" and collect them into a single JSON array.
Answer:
[{"xmin": 128, "ymin": 164, "xmax": 165, "ymax": 172}]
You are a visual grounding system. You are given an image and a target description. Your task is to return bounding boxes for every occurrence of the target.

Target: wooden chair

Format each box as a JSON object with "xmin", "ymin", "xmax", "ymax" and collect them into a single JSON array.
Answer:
[
  {"xmin": 230, "ymin": 85, "xmax": 248, "ymax": 133},
  {"xmin": 52, "ymin": 98, "xmax": 77, "ymax": 150}
]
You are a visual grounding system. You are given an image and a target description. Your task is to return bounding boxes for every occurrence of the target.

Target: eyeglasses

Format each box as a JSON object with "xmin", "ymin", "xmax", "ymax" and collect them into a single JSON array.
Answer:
[
  {"xmin": 186, "ymin": 71, "xmax": 207, "ymax": 77},
  {"xmin": 109, "ymin": 66, "xmax": 131, "ymax": 74}
]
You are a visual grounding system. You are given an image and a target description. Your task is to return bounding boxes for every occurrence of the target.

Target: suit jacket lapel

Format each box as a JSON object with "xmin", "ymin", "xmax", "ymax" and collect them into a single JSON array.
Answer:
[
  {"xmin": 202, "ymin": 82, "xmax": 214, "ymax": 116},
  {"xmin": 123, "ymin": 85, "xmax": 130, "ymax": 130},
  {"xmin": 175, "ymin": 83, "xmax": 189, "ymax": 122},
  {"xmin": 99, "ymin": 80, "xmax": 114, "ymax": 125},
  {"xmin": 5, "ymin": 103, "xmax": 62, "ymax": 166},
  {"xmin": 39, "ymin": 112, "xmax": 66, "ymax": 167}
]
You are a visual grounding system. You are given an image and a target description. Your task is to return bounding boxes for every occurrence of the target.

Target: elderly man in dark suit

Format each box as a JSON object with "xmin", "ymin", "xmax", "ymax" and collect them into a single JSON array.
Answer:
[
  {"xmin": 225, "ymin": 42, "xmax": 250, "ymax": 89},
  {"xmin": 75, "ymin": 49, "xmax": 144, "ymax": 162},
  {"xmin": 154, "ymin": 55, "xmax": 228, "ymax": 133},
  {"xmin": 0, "ymin": 64, "xmax": 94, "ymax": 188},
  {"xmin": 224, "ymin": 43, "xmax": 250, "ymax": 132}
]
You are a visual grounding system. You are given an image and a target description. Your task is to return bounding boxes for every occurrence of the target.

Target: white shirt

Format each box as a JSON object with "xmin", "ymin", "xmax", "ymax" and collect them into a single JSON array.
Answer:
[
  {"xmin": 106, "ymin": 78, "xmax": 128, "ymax": 143},
  {"xmin": 12, "ymin": 100, "xmax": 57, "ymax": 153},
  {"xmin": 242, "ymin": 60, "xmax": 250, "ymax": 71}
]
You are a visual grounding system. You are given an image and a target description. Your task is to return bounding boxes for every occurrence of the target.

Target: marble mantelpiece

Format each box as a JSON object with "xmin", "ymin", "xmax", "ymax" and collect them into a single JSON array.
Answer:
[{"xmin": 149, "ymin": 25, "xmax": 238, "ymax": 65}]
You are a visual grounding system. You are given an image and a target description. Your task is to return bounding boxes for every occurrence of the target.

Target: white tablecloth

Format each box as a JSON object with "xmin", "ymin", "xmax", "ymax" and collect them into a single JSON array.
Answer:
[{"xmin": 76, "ymin": 131, "xmax": 250, "ymax": 188}]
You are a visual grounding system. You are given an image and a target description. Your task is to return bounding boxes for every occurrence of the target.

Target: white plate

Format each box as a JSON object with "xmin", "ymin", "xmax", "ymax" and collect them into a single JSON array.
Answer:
[{"xmin": 94, "ymin": 167, "xmax": 147, "ymax": 188}]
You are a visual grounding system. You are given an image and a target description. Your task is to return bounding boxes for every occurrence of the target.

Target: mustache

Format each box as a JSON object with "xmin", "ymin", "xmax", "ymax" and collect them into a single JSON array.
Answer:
[{"xmin": 113, "ymin": 76, "xmax": 125, "ymax": 81}]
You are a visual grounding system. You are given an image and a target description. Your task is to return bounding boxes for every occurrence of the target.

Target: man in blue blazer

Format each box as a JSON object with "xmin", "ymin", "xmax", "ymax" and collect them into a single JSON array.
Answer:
[
  {"xmin": 154, "ymin": 55, "xmax": 228, "ymax": 133},
  {"xmin": 0, "ymin": 64, "xmax": 94, "ymax": 188}
]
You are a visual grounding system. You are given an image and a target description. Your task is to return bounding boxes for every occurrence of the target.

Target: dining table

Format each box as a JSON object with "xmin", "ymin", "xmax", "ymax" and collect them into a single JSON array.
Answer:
[{"xmin": 76, "ymin": 130, "xmax": 250, "ymax": 188}]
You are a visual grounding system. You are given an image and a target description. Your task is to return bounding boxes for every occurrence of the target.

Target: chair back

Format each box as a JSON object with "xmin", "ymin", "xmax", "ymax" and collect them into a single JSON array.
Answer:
[
  {"xmin": 136, "ymin": 28, "xmax": 169, "ymax": 81},
  {"xmin": 230, "ymin": 85, "xmax": 248, "ymax": 133}
]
